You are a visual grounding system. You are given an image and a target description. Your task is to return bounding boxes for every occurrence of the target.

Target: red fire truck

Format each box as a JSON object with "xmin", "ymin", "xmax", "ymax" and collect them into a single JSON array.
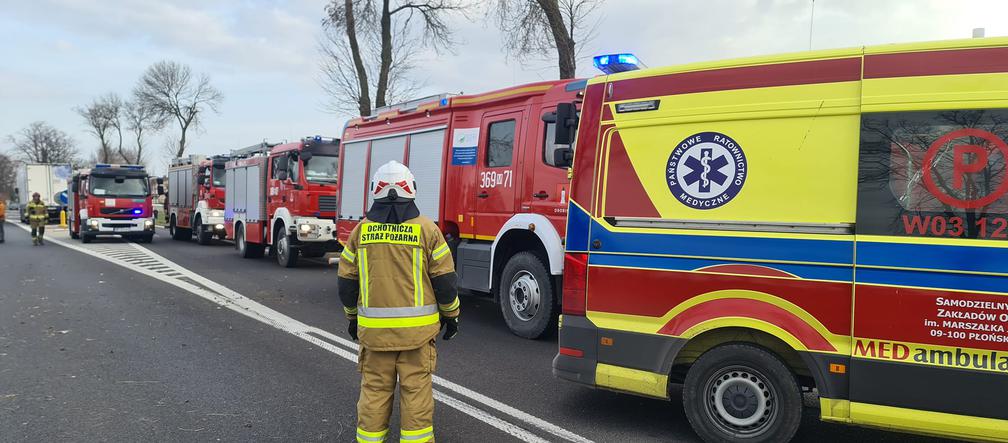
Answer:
[
  {"xmin": 336, "ymin": 80, "xmax": 584, "ymax": 338},
  {"xmin": 225, "ymin": 137, "xmax": 341, "ymax": 267},
  {"xmin": 166, "ymin": 154, "xmax": 229, "ymax": 245},
  {"xmin": 67, "ymin": 164, "xmax": 158, "ymax": 243}
]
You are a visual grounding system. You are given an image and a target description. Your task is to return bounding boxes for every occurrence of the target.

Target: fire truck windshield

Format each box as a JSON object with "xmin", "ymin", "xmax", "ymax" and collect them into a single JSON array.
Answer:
[
  {"xmin": 304, "ymin": 155, "xmax": 338, "ymax": 183},
  {"xmin": 89, "ymin": 176, "xmax": 149, "ymax": 198},
  {"xmin": 212, "ymin": 166, "xmax": 225, "ymax": 187}
]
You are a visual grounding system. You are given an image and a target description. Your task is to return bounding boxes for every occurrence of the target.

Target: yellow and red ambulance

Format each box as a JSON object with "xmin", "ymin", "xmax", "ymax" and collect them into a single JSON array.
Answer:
[{"xmin": 553, "ymin": 37, "xmax": 1008, "ymax": 442}]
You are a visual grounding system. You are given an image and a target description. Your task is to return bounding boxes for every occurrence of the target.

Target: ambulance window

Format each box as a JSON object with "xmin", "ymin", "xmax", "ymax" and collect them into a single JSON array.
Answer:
[
  {"xmin": 543, "ymin": 122, "xmax": 572, "ymax": 167},
  {"xmin": 487, "ymin": 120, "xmax": 516, "ymax": 168},
  {"xmin": 856, "ymin": 109, "xmax": 1008, "ymax": 240}
]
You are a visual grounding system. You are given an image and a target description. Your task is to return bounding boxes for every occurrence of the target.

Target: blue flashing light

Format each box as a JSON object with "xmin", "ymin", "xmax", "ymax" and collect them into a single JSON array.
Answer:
[
  {"xmin": 132, "ymin": 208, "xmax": 143, "ymax": 215},
  {"xmin": 94, "ymin": 163, "xmax": 144, "ymax": 170},
  {"xmin": 593, "ymin": 53, "xmax": 641, "ymax": 75},
  {"xmin": 439, "ymin": 98, "xmax": 449, "ymax": 106},
  {"xmin": 313, "ymin": 135, "xmax": 322, "ymax": 142}
]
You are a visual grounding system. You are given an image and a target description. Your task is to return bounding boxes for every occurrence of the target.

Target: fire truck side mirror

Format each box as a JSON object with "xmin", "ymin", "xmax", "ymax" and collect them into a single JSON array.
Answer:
[
  {"xmin": 300, "ymin": 151, "xmax": 313, "ymax": 162},
  {"xmin": 553, "ymin": 147, "xmax": 573, "ymax": 168},
  {"xmin": 157, "ymin": 185, "xmax": 165, "ymax": 196},
  {"xmin": 69, "ymin": 183, "xmax": 77, "ymax": 193},
  {"xmin": 554, "ymin": 102, "xmax": 578, "ymax": 145},
  {"xmin": 276, "ymin": 169, "xmax": 288, "ymax": 181},
  {"xmin": 156, "ymin": 177, "xmax": 164, "ymax": 185}
]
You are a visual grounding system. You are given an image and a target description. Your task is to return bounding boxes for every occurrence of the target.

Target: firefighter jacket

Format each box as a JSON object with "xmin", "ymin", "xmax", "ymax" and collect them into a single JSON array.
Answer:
[
  {"xmin": 337, "ymin": 215, "xmax": 460, "ymax": 351},
  {"xmin": 26, "ymin": 201, "xmax": 47, "ymax": 223}
]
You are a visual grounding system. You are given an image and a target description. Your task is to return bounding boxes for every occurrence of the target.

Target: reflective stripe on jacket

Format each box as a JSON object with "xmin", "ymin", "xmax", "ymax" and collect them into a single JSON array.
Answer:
[
  {"xmin": 338, "ymin": 215, "xmax": 455, "ymax": 351},
  {"xmin": 26, "ymin": 201, "xmax": 47, "ymax": 221}
]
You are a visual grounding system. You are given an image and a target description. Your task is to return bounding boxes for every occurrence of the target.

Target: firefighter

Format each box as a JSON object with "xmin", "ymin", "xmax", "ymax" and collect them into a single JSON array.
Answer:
[
  {"xmin": 0, "ymin": 195, "xmax": 6, "ymax": 243},
  {"xmin": 338, "ymin": 161, "xmax": 460, "ymax": 443},
  {"xmin": 27, "ymin": 192, "xmax": 48, "ymax": 246}
]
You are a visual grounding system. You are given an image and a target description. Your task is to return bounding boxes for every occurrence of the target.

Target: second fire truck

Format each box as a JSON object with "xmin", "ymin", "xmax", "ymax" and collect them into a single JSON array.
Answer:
[
  {"xmin": 225, "ymin": 137, "xmax": 341, "ymax": 267},
  {"xmin": 67, "ymin": 164, "xmax": 158, "ymax": 243},
  {"xmin": 336, "ymin": 80, "xmax": 583, "ymax": 338},
  {"xmin": 166, "ymin": 154, "xmax": 229, "ymax": 244}
]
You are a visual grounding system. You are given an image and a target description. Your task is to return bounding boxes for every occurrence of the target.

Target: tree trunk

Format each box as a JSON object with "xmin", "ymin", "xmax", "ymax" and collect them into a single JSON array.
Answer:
[
  {"xmin": 375, "ymin": 0, "xmax": 393, "ymax": 108},
  {"xmin": 135, "ymin": 130, "xmax": 144, "ymax": 166},
  {"xmin": 344, "ymin": 0, "xmax": 372, "ymax": 117},
  {"xmin": 115, "ymin": 124, "xmax": 129, "ymax": 163},
  {"xmin": 177, "ymin": 125, "xmax": 188, "ymax": 159},
  {"xmin": 537, "ymin": 0, "xmax": 576, "ymax": 79}
]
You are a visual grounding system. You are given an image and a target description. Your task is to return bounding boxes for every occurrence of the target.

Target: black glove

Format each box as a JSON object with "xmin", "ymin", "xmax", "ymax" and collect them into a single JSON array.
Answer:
[
  {"xmin": 440, "ymin": 316, "xmax": 459, "ymax": 340},
  {"xmin": 347, "ymin": 318, "xmax": 358, "ymax": 341}
]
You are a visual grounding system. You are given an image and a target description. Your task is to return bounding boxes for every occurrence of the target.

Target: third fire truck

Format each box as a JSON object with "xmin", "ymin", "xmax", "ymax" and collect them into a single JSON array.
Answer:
[
  {"xmin": 166, "ymin": 154, "xmax": 229, "ymax": 244},
  {"xmin": 225, "ymin": 137, "xmax": 341, "ymax": 267},
  {"xmin": 337, "ymin": 81, "xmax": 583, "ymax": 338}
]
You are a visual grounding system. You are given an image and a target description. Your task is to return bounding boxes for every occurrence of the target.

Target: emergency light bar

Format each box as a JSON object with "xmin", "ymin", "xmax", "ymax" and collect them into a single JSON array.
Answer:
[
  {"xmin": 593, "ymin": 53, "xmax": 641, "ymax": 74},
  {"xmin": 95, "ymin": 163, "xmax": 145, "ymax": 170},
  {"xmin": 303, "ymin": 135, "xmax": 338, "ymax": 145}
]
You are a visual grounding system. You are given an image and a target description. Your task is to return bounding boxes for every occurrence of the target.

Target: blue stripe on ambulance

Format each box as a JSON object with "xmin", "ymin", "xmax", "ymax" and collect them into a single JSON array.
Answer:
[
  {"xmin": 858, "ymin": 241, "xmax": 1008, "ymax": 275},
  {"xmin": 589, "ymin": 253, "xmax": 854, "ymax": 282},
  {"xmin": 856, "ymin": 267, "xmax": 1008, "ymax": 294}
]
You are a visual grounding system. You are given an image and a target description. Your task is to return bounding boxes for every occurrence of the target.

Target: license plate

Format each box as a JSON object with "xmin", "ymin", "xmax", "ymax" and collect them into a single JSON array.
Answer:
[{"xmin": 113, "ymin": 227, "xmax": 131, "ymax": 232}]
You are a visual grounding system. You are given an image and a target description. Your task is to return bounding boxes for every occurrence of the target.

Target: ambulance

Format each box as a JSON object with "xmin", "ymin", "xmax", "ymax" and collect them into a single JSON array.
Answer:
[{"xmin": 552, "ymin": 38, "xmax": 1008, "ymax": 442}]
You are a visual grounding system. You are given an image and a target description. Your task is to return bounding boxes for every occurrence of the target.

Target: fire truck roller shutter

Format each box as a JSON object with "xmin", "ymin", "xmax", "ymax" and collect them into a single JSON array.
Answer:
[
  {"xmin": 366, "ymin": 136, "xmax": 407, "ymax": 209},
  {"xmin": 340, "ymin": 141, "xmax": 368, "ymax": 220},
  {"xmin": 224, "ymin": 166, "xmax": 235, "ymax": 219},
  {"xmin": 234, "ymin": 167, "xmax": 248, "ymax": 218},
  {"xmin": 407, "ymin": 129, "xmax": 446, "ymax": 223}
]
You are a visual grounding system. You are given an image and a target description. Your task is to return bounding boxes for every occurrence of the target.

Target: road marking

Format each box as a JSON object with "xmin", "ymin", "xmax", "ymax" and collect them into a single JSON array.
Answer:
[{"xmin": 15, "ymin": 225, "xmax": 593, "ymax": 443}]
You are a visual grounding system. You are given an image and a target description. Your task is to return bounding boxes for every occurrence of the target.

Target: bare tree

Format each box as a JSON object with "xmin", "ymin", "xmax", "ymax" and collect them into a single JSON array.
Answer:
[
  {"xmin": 7, "ymin": 121, "xmax": 78, "ymax": 164},
  {"xmin": 0, "ymin": 153, "xmax": 16, "ymax": 200},
  {"xmin": 495, "ymin": 0, "xmax": 602, "ymax": 79},
  {"xmin": 320, "ymin": 0, "xmax": 469, "ymax": 115},
  {"xmin": 124, "ymin": 100, "xmax": 167, "ymax": 165},
  {"xmin": 133, "ymin": 60, "xmax": 223, "ymax": 158},
  {"xmin": 76, "ymin": 95, "xmax": 120, "ymax": 163}
]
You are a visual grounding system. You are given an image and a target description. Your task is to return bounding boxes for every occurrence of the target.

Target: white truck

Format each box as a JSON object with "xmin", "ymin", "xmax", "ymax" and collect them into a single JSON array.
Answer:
[{"xmin": 15, "ymin": 163, "xmax": 72, "ymax": 223}]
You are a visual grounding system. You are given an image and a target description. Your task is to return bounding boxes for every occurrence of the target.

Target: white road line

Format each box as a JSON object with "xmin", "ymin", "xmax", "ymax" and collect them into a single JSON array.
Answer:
[{"xmin": 18, "ymin": 225, "xmax": 594, "ymax": 443}]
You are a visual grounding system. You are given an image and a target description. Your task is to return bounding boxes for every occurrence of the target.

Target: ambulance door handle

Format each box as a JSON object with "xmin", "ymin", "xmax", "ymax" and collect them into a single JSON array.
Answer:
[
  {"xmin": 533, "ymin": 191, "xmax": 549, "ymax": 199},
  {"xmin": 477, "ymin": 191, "xmax": 489, "ymax": 199}
]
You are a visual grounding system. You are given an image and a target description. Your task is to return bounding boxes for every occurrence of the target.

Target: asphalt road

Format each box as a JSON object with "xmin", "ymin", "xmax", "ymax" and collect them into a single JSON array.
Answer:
[{"xmin": 0, "ymin": 221, "xmax": 956, "ymax": 442}]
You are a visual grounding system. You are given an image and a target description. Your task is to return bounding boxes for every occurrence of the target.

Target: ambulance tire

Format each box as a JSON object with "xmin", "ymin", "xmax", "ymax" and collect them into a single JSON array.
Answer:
[
  {"xmin": 683, "ymin": 343, "xmax": 801, "ymax": 443},
  {"xmin": 275, "ymin": 228, "xmax": 299, "ymax": 268},
  {"xmin": 236, "ymin": 224, "xmax": 264, "ymax": 259},
  {"xmin": 499, "ymin": 252, "xmax": 556, "ymax": 339}
]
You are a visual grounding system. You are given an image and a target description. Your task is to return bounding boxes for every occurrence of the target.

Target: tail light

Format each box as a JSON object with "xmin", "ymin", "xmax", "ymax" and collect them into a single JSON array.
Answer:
[{"xmin": 562, "ymin": 253, "xmax": 588, "ymax": 316}]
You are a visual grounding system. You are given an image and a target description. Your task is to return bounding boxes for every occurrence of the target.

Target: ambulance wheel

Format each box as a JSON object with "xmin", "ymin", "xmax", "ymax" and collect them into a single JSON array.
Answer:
[
  {"xmin": 195, "ymin": 217, "xmax": 212, "ymax": 245},
  {"xmin": 499, "ymin": 252, "xmax": 555, "ymax": 339},
  {"xmin": 683, "ymin": 343, "xmax": 801, "ymax": 443},
  {"xmin": 275, "ymin": 228, "xmax": 299, "ymax": 268},
  {"xmin": 236, "ymin": 224, "xmax": 264, "ymax": 258}
]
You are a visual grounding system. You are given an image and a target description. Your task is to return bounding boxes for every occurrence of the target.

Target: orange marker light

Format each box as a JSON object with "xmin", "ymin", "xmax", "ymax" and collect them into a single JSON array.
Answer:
[
  {"xmin": 829, "ymin": 363, "xmax": 846, "ymax": 374},
  {"xmin": 600, "ymin": 337, "xmax": 613, "ymax": 346}
]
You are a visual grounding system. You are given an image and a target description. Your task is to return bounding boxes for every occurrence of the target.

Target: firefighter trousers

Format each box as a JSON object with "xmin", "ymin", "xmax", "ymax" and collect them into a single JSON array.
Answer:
[
  {"xmin": 357, "ymin": 340, "xmax": 436, "ymax": 443},
  {"xmin": 30, "ymin": 220, "xmax": 45, "ymax": 244}
]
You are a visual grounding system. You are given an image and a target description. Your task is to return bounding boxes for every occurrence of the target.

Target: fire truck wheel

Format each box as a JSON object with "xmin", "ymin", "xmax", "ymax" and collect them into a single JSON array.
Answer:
[
  {"xmin": 195, "ymin": 217, "xmax": 212, "ymax": 245},
  {"xmin": 169, "ymin": 217, "xmax": 190, "ymax": 241},
  {"xmin": 138, "ymin": 233, "xmax": 153, "ymax": 244},
  {"xmin": 70, "ymin": 229, "xmax": 79, "ymax": 240},
  {"xmin": 499, "ymin": 252, "xmax": 556, "ymax": 339},
  {"xmin": 683, "ymin": 343, "xmax": 801, "ymax": 443},
  {"xmin": 236, "ymin": 224, "xmax": 264, "ymax": 259},
  {"xmin": 275, "ymin": 228, "xmax": 299, "ymax": 268},
  {"xmin": 81, "ymin": 234, "xmax": 93, "ymax": 244}
]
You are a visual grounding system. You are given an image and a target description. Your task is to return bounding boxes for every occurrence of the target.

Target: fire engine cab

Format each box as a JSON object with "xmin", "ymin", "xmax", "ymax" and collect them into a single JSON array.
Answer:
[
  {"xmin": 225, "ymin": 137, "xmax": 341, "ymax": 267},
  {"xmin": 67, "ymin": 164, "xmax": 157, "ymax": 243},
  {"xmin": 337, "ymin": 80, "xmax": 583, "ymax": 338},
  {"xmin": 554, "ymin": 39, "xmax": 1008, "ymax": 442},
  {"xmin": 167, "ymin": 154, "xmax": 228, "ymax": 245}
]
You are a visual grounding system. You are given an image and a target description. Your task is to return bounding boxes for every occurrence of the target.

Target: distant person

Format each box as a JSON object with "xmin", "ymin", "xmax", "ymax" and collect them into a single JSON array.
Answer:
[
  {"xmin": 27, "ymin": 192, "xmax": 47, "ymax": 246},
  {"xmin": 0, "ymin": 195, "xmax": 6, "ymax": 243},
  {"xmin": 338, "ymin": 161, "xmax": 460, "ymax": 443}
]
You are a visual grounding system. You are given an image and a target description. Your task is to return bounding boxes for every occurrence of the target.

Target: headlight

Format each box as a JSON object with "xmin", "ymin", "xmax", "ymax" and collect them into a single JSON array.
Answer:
[
  {"xmin": 210, "ymin": 210, "xmax": 223, "ymax": 217},
  {"xmin": 214, "ymin": 224, "xmax": 225, "ymax": 230},
  {"xmin": 144, "ymin": 219, "xmax": 154, "ymax": 227},
  {"xmin": 88, "ymin": 219, "xmax": 99, "ymax": 227},
  {"xmin": 299, "ymin": 223, "xmax": 315, "ymax": 233}
]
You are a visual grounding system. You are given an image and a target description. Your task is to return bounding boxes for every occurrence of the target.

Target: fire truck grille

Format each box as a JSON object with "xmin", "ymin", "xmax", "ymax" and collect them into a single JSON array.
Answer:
[
  {"xmin": 105, "ymin": 223, "xmax": 134, "ymax": 228},
  {"xmin": 101, "ymin": 208, "xmax": 135, "ymax": 215},
  {"xmin": 318, "ymin": 195, "xmax": 338, "ymax": 213}
]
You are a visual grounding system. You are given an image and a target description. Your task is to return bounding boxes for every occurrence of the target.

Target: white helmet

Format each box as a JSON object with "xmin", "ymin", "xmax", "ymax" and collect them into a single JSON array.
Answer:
[{"xmin": 371, "ymin": 161, "xmax": 416, "ymax": 201}]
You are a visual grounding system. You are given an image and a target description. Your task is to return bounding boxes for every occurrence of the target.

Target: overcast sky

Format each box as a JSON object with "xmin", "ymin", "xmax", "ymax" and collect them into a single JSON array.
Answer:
[{"xmin": 2, "ymin": 0, "xmax": 1006, "ymax": 174}]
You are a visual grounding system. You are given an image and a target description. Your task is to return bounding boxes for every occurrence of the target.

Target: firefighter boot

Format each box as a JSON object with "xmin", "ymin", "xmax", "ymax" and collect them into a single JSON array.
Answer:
[
  {"xmin": 357, "ymin": 347, "xmax": 396, "ymax": 442},
  {"xmin": 38, "ymin": 225, "xmax": 44, "ymax": 245},
  {"xmin": 397, "ymin": 341, "xmax": 436, "ymax": 442}
]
